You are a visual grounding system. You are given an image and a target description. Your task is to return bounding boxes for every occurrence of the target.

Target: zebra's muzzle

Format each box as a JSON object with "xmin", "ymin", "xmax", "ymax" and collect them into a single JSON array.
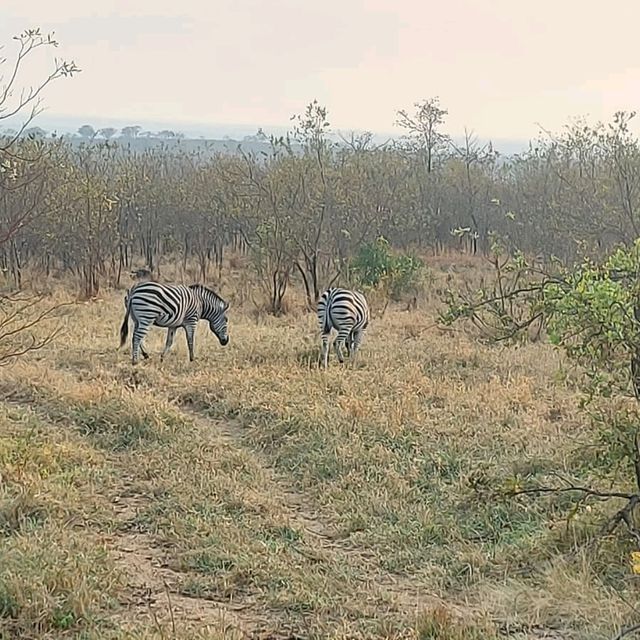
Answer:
[{"xmin": 219, "ymin": 336, "xmax": 229, "ymax": 346}]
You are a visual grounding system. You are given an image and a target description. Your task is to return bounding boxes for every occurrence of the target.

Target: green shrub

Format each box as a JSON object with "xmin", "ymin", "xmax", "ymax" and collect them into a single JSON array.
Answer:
[{"xmin": 349, "ymin": 237, "xmax": 424, "ymax": 301}]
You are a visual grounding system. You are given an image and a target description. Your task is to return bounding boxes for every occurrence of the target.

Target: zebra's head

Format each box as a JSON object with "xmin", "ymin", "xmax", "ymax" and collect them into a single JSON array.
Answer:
[
  {"xmin": 190, "ymin": 284, "xmax": 230, "ymax": 346},
  {"xmin": 209, "ymin": 300, "xmax": 230, "ymax": 346}
]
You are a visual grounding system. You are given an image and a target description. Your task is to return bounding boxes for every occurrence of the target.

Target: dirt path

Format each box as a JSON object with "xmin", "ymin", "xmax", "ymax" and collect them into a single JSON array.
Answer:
[
  {"xmin": 108, "ymin": 485, "xmax": 269, "ymax": 638},
  {"xmin": 178, "ymin": 405, "xmax": 449, "ymax": 618},
  {"xmin": 105, "ymin": 403, "xmax": 444, "ymax": 639}
]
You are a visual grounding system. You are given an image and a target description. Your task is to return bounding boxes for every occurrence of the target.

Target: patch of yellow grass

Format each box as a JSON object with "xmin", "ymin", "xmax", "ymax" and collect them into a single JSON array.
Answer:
[{"xmin": 0, "ymin": 279, "xmax": 636, "ymax": 638}]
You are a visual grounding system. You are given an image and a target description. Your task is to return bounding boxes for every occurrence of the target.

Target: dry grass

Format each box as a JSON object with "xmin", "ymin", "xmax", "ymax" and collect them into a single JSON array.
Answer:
[{"xmin": 0, "ymin": 266, "xmax": 638, "ymax": 639}]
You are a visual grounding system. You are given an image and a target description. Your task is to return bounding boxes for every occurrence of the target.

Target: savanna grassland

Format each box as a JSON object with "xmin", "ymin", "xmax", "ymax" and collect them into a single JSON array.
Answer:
[
  {"xmin": 1, "ymin": 256, "xmax": 637, "ymax": 640},
  {"xmin": 5, "ymin": 22, "xmax": 640, "ymax": 640}
]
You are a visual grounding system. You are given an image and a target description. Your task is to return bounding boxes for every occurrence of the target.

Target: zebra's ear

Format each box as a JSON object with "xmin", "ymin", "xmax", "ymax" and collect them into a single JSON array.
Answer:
[{"xmin": 223, "ymin": 301, "xmax": 230, "ymax": 311}]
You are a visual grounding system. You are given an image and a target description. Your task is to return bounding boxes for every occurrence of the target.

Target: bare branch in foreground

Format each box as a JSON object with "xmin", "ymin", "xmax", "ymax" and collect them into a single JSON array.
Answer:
[
  {"xmin": 0, "ymin": 296, "xmax": 73, "ymax": 364},
  {"xmin": 510, "ymin": 472, "xmax": 640, "ymax": 548},
  {"xmin": 613, "ymin": 622, "xmax": 640, "ymax": 640}
]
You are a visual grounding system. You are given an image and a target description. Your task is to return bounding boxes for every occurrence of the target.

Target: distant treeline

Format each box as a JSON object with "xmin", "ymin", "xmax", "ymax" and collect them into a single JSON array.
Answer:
[
  {"xmin": 1, "ymin": 124, "xmax": 296, "ymax": 157},
  {"xmin": 2, "ymin": 98, "xmax": 639, "ymax": 313}
]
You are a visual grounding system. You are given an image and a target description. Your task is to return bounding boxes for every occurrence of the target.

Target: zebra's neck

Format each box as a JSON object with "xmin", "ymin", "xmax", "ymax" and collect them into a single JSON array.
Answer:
[{"xmin": 195, "ymin": 290, "xmax": 221, "ymax": 319}]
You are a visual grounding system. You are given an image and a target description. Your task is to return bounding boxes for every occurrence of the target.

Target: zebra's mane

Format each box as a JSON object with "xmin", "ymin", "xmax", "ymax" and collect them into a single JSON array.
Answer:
[{"xmin": 188, "ymin": 283, "xmax": 227, "ymax": 308}]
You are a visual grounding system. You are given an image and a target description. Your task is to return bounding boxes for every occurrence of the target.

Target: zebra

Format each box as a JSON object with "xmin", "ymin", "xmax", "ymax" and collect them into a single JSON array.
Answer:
[
  {"xmin": 119, "ymin": 281, "xmax": 230, "ymax": 364},
  {"xmin": 317, "ymin": 287, "xmax": 370, "ymax": 368}
]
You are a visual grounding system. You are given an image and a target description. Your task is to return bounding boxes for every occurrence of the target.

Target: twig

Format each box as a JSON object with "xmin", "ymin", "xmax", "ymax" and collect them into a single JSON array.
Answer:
[
  {"xmin": 613, "ymin": 622, "xmax": 640, "ymax": 640},
  {"xmin": 163, "ymin": 580, "xmax": 176, "ymax": 638},
  {"xmin": 619, "ymin": 496, "xmax": 640, "ymax": 546},
  {"xmin": 513, "ymin": 466, "xmax": 640, "ymax": 548},
  {"xmin": 509, "ymin": 485, "xmax": 634, "ymax": 501},
  {"xmin": 401, "ymin": 321, "xmax": 442, "ymax": 341},
  {"xmin": 146, "ymin": 587, "xmax": 165, "ymax": 640}
]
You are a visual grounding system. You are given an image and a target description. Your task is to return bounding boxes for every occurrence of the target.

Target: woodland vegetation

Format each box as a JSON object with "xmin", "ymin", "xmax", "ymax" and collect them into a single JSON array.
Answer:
[
  {"xmin": 5, "ymin": 25, "xmax": 640, "ymax": 640},
  {"xmin": 4, "ymin": 33, "xmax": 640, "ymax": 314}
]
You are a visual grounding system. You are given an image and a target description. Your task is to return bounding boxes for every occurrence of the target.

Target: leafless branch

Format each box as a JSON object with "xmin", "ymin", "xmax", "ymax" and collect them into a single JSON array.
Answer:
[
  {"xmin": 0, "ymin": 296, "xmax": 73, "ymax": 364},
  {"xmin": 512, "ymin": 457, "xmax": 640, "ymax": 548},
  {"xmin": 613, "ymin": 622, "xmax": 640, "ymax": 640},
  {"xmin": 0, "ymin": 31, "xmax": 79, "ymax": 121},
  {"xmin": 0, "ymin": 326, "xmax": 61, "ymax": 365}
]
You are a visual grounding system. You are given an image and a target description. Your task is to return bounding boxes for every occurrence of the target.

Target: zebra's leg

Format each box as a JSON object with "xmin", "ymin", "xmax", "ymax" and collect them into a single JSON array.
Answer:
[
  {"xmin": 333, "ymin": 339, "xmax": 342, "ymax": 362},
  {"xmin": 183, "ymin": 321, "xmax": 197, "ymax": 362},
  {"xmin": 160, "ymin": 327, "xmax": 177, "ymax": 362},
  {"xmin": 350, "ymin": 328, "xmax": 365, "ymax": 367},
  {"xmin": 321, "ymin": 333, "xmax": 330, "ymax": 368},
  {"xmin": 334, "ymin": 326, "xmax": 352, "ymax": 364},
  {"xmin": 132, "ymin": 320, "xmax": 151, "ymax": 365},
  {"xmin": 344, "ymin": 331, "xmax": 354, "ymax": 358}
]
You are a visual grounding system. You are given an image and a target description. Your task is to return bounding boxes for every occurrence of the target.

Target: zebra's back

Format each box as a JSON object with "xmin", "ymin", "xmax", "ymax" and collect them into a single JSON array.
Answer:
[{"xmin": 127, "ymin": 282, "xmax": 199, "ymax": 327}]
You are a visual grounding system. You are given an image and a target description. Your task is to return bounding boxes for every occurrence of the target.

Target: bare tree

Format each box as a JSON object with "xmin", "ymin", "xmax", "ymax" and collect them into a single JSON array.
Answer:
[
  {"xmin": 0, "ymin": 28, "xmax": 79, "ymax": 150},
  {"xmin": 396, "ymin": 97, "xmax": 450, "ymax": 173},
  {"xmin": 448, "ymin": 129, "xmax": 499, "ymax": 254},
  {"xmin": 0, "ymin": 28, "xmax": 78, "ymax": 359}
]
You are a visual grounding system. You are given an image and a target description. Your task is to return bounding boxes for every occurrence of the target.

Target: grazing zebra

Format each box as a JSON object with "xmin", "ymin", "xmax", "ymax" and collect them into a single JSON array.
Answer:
[
  {"xmin": 317, "ymin": 287, "xmax": 370, "ymax": 368},
  {"xmin": 119, "ymin": 282, "xmax": 230, "ymax": 364}
]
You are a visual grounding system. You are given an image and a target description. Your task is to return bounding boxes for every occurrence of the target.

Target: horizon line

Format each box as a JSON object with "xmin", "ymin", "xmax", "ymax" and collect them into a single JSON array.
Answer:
[{"xmin": 3, "ymin": 111, "xmax": 532, "ymax": 146}]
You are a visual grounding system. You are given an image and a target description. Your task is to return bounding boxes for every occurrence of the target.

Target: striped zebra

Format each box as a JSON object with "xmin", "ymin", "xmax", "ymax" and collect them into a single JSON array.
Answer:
[
  {"xmin": 317, "ymin": 287, "xmax": 370, "ymax": 368},
  {"xmin": 120, "ymin": 282, "xmax": 230, "ymax": 364}
]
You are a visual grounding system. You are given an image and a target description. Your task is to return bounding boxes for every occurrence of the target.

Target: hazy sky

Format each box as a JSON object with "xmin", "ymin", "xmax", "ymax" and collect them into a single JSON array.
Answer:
[{"xmin": 1, "ymin": 0, "xmax": 640, "ymax": 140}]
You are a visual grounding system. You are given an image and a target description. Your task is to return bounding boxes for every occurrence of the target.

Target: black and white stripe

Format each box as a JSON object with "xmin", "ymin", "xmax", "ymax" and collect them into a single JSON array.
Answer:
[
  {"xmin": 120, "ymin": 282, "xmax": 230, "ymax": 364},
  {"xmin": 317, "ymin": 287, "xmax": 370, "ymax": 368}
]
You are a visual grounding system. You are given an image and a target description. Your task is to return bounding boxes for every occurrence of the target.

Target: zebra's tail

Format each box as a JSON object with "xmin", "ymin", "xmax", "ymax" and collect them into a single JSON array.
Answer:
[{"xmin": 119, "ymin": 303, "xmax": 130, "ymax": 348}]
